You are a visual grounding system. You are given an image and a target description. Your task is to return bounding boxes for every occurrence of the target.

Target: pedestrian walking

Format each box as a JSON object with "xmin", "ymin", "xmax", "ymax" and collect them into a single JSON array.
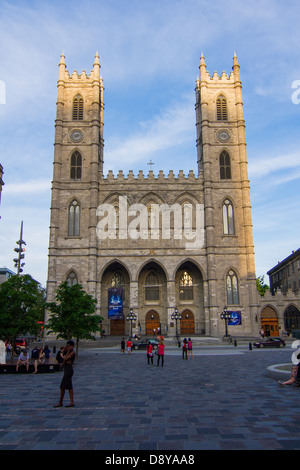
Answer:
[
  {"xmin": 121, "ymin": 337, "xmax": 125, "ymax": 354},
  {"xmin": 187, "ymin": 338, "xmax": 194, "ymax": 359},
  {"xmin": 127, "ymin": 338, "xmax": 132, "ymax": 354},
  {"xmin": 157, "ymin": 337, "xmax": 165, "ymax": 367},
  {"xmin": 146, "ymin": 341, "xmax": 153, "ymax": 365},
  {"xmin": 53, "ymin": 340, "xmax": 75, "ymax": 408},
  {"xmin": 182, "ymin": 338, "xmax": 188, "ymax": 360}
]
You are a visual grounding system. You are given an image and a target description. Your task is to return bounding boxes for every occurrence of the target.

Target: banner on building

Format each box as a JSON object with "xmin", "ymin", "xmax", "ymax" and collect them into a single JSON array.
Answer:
[
  {"xmin": 108, "ymin": 287, "xmax": 124, "ymax": 319},
  {"xmin": 228, "ymin": 311, "xmax": 242, "ymax": 326}
]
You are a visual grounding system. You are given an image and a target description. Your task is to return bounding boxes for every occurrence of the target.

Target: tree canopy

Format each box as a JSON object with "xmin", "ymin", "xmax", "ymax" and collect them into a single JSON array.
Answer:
[
  {"xmin": 45, "ymin": 281, "xmax": 103, "ymax": 354},
  {"xmin": 256, "ymin": 275, "xmax": 270, "ymax": 296},
  {"xmin": 0, "ymin": 274, "xmax": 45, "ymax": 345}
]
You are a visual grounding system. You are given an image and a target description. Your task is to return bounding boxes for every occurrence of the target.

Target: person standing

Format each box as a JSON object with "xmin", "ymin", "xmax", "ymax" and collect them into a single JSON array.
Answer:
[
  {"xmin": 121, "ymin": 337, "xmax": 125, "ymax": 354},
  {"xmin": 31, "ymin": 346, "xmax": 41, "ymax": 374},
  {"xmin": 54, "ymin": 340, "xmax": 75, "ymax": 408},
  {"xmin": 182, "ymin": 338, "xmax": 188, "ymax": 360},
  {"xmin": 187, "ymin": 338, "xmax": 193, "ymax": 359},
  {"xmin": 157, "ymin": 338, "xmax": 165, "ymax": 367},
  {"xmin": 127, "ymin": 338, "xmax": 132, "ymax": 354},
  {"xmin": 146, "ymin": 341, "xmax": 153, "ymax": 365}
]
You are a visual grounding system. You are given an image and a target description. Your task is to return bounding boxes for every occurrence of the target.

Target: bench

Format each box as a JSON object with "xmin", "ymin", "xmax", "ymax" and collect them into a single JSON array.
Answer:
[{"xmin": 0, "ymin": 359, "xmax": 61, "ymax": 374}]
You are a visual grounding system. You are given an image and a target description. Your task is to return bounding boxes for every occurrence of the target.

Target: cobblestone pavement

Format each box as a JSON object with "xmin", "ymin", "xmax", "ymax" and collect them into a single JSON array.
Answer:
[{"xmin": 0, "ymin": 344, "xmax": 299, "ymax": 451}]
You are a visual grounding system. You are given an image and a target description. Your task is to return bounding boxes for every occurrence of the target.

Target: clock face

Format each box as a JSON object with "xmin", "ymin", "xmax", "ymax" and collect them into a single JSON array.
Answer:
[
  {"xmin": 70, "ymin": 129, "xmax": 84, "ymax": 142},
  {"xmin": 217, "ymin": 130, "xmax": 230, "ymax": 142}
]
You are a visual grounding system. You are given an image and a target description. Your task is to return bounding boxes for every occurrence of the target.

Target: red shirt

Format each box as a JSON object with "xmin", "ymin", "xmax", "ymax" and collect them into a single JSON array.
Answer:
[{"xmin": 158, "ymin": 343, "xmax": 165, "ymax": 355}]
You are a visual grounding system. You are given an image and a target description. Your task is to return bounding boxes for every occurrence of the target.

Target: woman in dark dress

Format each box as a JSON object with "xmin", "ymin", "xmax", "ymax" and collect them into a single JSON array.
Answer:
[{"xmin": 54, "ymin": 341, "xmax": 75, "ymax": 408}]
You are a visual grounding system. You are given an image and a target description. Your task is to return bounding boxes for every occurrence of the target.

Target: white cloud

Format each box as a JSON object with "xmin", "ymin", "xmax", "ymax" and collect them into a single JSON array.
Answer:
[
  {"xmin": 249, "ymin": 152, "xmax": 300, "ymax": 180},
  {"xmin": 104, "ymin": 94, "xmax": 195, "ymax": 171}
]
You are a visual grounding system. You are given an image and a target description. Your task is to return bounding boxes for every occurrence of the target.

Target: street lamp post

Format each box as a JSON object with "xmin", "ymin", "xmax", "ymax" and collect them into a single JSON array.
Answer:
[
  {"xmin": 13, "ymin": 221, "xmax": 26, "ymax": 276},
  {"xmin": 171, "ymin": 307, "xmax": 182, "ymax": 347},
  {"xmin": 126, "ymin": 308, "xmax": 137, "ymax": 338},
  {"xmin": 220, "ymin": 306, "xmax": 231, "ymax": 338}
]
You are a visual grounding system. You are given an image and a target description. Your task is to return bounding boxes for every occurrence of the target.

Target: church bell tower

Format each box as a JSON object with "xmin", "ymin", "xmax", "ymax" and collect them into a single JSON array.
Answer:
[
  {"xmin": 46, "ymin": 53, "xmax": 104, "ymax": 304},
  {"xmin": 195, "ymin": 53, "xmax": 258, "ymax": 336}
]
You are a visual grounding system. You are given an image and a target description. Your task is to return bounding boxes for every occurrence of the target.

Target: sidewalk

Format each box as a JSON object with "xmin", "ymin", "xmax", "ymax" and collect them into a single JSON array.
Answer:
[{"xmin": 0, "ymin": 344, "xmax": 299, "ymax": 450}]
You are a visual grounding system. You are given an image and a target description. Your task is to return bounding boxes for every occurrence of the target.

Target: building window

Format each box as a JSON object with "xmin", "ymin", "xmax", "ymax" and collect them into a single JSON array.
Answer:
[
  {"xmin": 179, "ymin": 271, "xmax": 194, "ymax": 301},
  {"xmin": 70, "ymin": 151, "xmax": 82, "ymax": 180},
  {"xmin": 111, "ymin": 272, "xmax": 125, "ymax": 299},
  {"xmin": 72, "ymin": 94, "xmax": 84, "ymax": 120},
  {"xmin": 66, "ymin": 271, "xmax": 78, "ymax": 286},
  {"xmin": 68, "ymin": 200, "xmax": 80, "ymax": 236},
  {"xmin": 219, "ymin": 150, "xmax": 231, "ymax": 179},
  {"xmin": 216, "ymin": 95, "xmax": 228, "ymax": 121},
  {"xmin": 226, "ymin": 270, "xmax": 239, "ymax": 305},
  {"xmin": 223, "ymin": 199, "xmax": 235, "ymax": 235},
  {"xmin": 145, "ymin": 272, "xmax": 159, "ymax": 301}
]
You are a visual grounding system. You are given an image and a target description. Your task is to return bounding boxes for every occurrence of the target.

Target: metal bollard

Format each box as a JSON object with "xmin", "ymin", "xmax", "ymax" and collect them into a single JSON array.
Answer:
[
  {"xmin": 234, "ymin": 340, "xmax": 237, "ymax": 347},
  {"xmin": 249, "ymin": 342, "xmax": 252, "ymax": 350}
]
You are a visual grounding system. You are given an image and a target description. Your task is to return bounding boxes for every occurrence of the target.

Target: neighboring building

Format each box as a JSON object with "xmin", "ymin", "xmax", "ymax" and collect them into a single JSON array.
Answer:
[
  {"xmin": 256, "ymin": 249, "xmax": 300, "ymax": 337},
  {"xmin": 0, "ymin": 267, "xmax": 16, "ymax": 285},
  {"xmin": 46, "ymin": 53, "xmax": 259, "ymax": 338},
  {"xmin": 267, "ymin": 248, "xmax": 300, "ymax": 295}
]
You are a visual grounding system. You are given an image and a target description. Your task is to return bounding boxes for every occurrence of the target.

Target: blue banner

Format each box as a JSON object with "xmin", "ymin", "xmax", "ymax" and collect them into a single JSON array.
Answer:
[
  {"xmin": 228, "ymin": 311, "xmax": 242, "ymax": 326},
  {"xmin": 108, "ymin": 287, "xmax": 124, "ymax": 319}
]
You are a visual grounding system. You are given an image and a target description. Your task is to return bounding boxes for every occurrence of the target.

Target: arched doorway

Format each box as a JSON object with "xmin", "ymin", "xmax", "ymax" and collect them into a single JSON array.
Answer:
[
  {"xmin": 175, "ymin": 260, "xmax": 204, "ymax": 334},
  {"xmin": 180, "ymin": 309, "xmax": 195, "ymax": 335},
  {"xmin": 261, "ymin": 306, "xmax": 278, "ymax": 337},
  {"xmin": 284, "ymin": 305, "xmax": 300, "ymax": 334},
  {"xmin": 101, "ymin": 261, "xmax": 129, "ymax": 336},
  {"xmin": 146, "ymin": 310, "xmax": 160, "ymax": 336}
]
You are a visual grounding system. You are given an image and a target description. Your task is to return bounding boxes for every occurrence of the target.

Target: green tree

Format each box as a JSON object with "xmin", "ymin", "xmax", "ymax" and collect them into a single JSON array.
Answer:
[
  {"xmin": 45, "ymin": 282, "xmax": 102, "ymax": 355},
  {"xmin": 0, "ymin": 274, "xmax": 45, "ymax": 350},
  {"xmin": 256, "ymin": 275, "xmax": 269, "ymax": 296}
]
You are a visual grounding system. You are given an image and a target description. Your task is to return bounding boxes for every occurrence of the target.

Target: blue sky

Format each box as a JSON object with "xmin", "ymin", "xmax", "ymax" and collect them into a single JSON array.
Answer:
[{"xmin": 0, "ymin": 0, "xmax": 299, "ymax": 287}]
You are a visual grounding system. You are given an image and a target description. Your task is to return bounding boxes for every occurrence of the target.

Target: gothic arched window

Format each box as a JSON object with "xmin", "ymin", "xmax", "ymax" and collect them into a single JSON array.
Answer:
[
  {"xmin": 111, "ymin": 272, "xmax": 125, "ymax": 299},
  {"xmin": 70, "ymin": 150, "xmax": 82, "ymax": 180},
  {"xmin": 72, "ymin": 94, "xmax": 84, "ymax": 120},
  {"xmin": 111, "ymin": 272, "xmax": 125, "ymax": 288},
  {"xmin": 145, "ymin": 272, "xmax": 159, "ymax": 301},
  {"xmin": 179, "ymin": 271, "xmax": 194, "ymax": 301},
  {"xmin": 222, "ymin": 199, "xmax": 235, "ymax": 235},
  {"xmin": 219, "ymin": 150, "xmax": 231, "ymax": 180},
  {"xmin": 68, "ymin": 200, "xmax": 80, "ymax": 236},
  {"xmin": 66, "ymin": 271, "xmax": 78, "ymax": 286},
  {"xmin": 216, "ymin": 95, "xmax": 228, "ymax": 121},
  {"xmin": 226, "ymin": 270, "xmax": 239, "ymax": 305}
]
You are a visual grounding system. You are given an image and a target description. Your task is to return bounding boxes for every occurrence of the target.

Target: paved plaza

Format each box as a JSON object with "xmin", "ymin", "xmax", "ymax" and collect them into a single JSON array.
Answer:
[{"xmin": 0, "ymin": 339, "xmax": 299, "ymax": 451}]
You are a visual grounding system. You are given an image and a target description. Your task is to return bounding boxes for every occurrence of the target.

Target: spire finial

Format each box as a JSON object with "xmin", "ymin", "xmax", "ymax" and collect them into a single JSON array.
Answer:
[
  {"xmin": 199, "ymin": 52, "xmax": 206, "ymax": 80},
  {"xmin": 59, "ymin": 51, "xmax": 66, "ymax": 66},
  {"xmin": 233, "ymin": 52, "xmax": 239, "ymax": 67},
  {"xmin": 94, "ymin": 51, "xmax": 100, "ymax": 65}
]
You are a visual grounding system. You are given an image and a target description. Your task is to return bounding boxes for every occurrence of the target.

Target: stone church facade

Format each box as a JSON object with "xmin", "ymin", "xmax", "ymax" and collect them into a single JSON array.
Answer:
[{"xmin": 46, "ymin": 53, "xmax": 259, "ymax": 338}]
